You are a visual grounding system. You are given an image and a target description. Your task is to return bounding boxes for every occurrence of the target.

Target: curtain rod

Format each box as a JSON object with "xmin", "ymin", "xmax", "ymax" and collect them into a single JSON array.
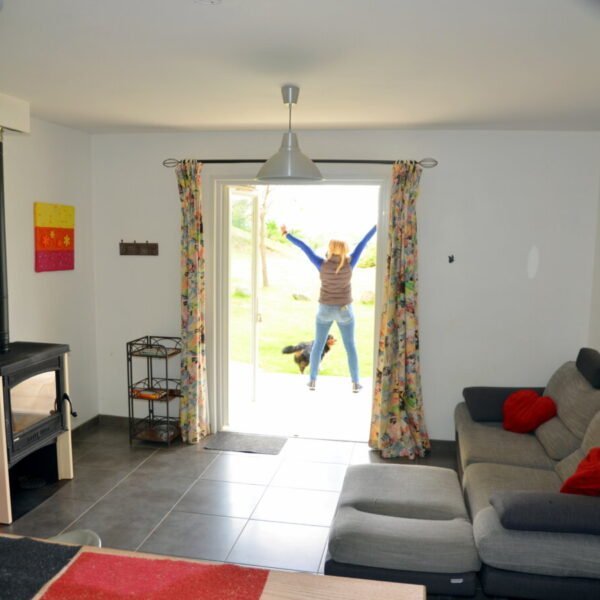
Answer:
[{"xmin": 162, "ymin": 157, "xmax": 438, "ymax": 168}]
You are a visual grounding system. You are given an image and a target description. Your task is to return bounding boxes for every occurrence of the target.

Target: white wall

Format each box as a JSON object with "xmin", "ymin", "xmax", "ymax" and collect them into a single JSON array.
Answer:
[
  {"xmin": 91, "ymin": 129, "xmax": 600, "ymax": 439},
  {"xmin": 588, "ymin": 183, "xmax": 600, "ymax": 349},
  {"xmin": 4, "ymin": 118, "xmax": 97, "ymax": 425}
]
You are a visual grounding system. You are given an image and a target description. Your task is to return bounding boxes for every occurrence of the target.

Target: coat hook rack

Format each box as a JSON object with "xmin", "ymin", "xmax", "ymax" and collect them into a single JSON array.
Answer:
[{"xmin": 119, "ymin": 240, "xmax": 159, "ymax": 256}]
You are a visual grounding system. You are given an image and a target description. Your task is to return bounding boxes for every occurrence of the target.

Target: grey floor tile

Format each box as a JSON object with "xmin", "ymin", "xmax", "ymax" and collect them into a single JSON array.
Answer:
[
  {"xmin": 227, "ymin": 520, "xmax": 328, "ymax": 572},
  {"xmin": 71, "ymin": 424, "xmax": 99, "ymax": 442},
  {"xmin": 419, "ymin": 440, "xmax": 458, "ymax": 470},
  {"xmin": 75, "ymin": 426, "xmax": 131, "ymax": 447},
  {"xmin": 4, "ymin": 497, "xmax": 94, "ymax": 539},
  {"xmin": 318, "ymin": 542, "xmax": 329, "ymax": 574},
  {"xmin": 15, "ymin": 418, "xmax": 358, "ymax": 573},
  {"xmin": 164, "ymin": 439, "xmax": 220, "ymax": 453},
  {"xmin": 98, "ymin": 417, "xmax": 130, "ymax": 431},
  {"xmin": 135, "ymin": 447, "xmax": 217, "ymax": 478},
  {"xmin": 71, "ymin": 441, "xmax": 97, "ymax": 461},
  {"xmin": 75, "ymin": 445, "xmax": 156, "ymax": 472},
  {"xmin": 140, "ymin": 511, "xmax": 246, "ymax": 561},
  {"xmin": 351, "ymin": 443, "xmax": 387, "ymax": 464},
  {"xmin": 251, "ymin": 487, "xmax": 339, "ymax": 526},
  {"xmin": 201, "ymin": 453, "xmax": 281, "ymax": 485},
  {"xmin": 52, "ymin": 465, "xmax": 127, "ymax": 502},
  {"xmin": 271, "ymin": 460, "xmax": 347, "ymax": 492},
  {"xmin": 282, "ymin": 438, "xmax": 354, "ymax": 464},
  {"xmin": 103, "ymin": 471, "xmax": 196, "ymax": 509},
  {"xmin": 175, "ymin": 479, "xmax": 265, "ymax": 518},
  {"xmin": 65, "ymin": 501, "xmax": 169, "ymax": 551}
]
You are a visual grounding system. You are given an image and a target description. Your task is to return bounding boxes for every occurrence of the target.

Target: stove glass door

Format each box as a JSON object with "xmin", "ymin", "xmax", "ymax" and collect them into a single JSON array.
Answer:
[{"xmin": 10, "ymin": 371, "xmax": 57, "ymax": 435}]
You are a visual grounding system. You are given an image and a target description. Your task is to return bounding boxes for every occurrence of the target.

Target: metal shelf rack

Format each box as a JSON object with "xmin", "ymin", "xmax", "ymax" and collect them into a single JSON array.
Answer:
[{"xmin": 126, "ymin": 335, "xmax": 182, "ymax": 445}]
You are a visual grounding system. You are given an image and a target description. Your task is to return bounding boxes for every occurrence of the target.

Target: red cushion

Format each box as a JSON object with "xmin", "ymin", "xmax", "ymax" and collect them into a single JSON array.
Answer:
[
  {"xmin": 560, "ymin": 447, "xmax": 600, "ymax": 496},
  {"xmin": 502, "ymin": 389, "xmax": 557, "ymax": 433}
]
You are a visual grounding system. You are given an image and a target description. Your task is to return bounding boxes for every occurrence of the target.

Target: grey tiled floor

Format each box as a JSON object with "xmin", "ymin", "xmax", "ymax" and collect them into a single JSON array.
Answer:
[{"xmin": 2, "ymin": 420, "xmax": 456, "ymax": 574}]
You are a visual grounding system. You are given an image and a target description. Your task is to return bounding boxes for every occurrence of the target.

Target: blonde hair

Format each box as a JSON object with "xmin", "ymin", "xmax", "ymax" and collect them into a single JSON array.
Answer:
[{"xmin": 327, "ymin": 240, "xmax": 350, "ymax": 273}]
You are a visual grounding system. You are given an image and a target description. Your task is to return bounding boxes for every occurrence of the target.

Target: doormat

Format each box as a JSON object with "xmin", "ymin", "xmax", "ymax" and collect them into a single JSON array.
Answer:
[
  {"xmin": 40, "ymin": 551, "xmax": 269, "ymax": 600},
  {"xmin": 0, "ymin": 536, "xmax": 80, "ymax": 600},
  {"xmin": 204, "ymin": 431, "xmax": 287, "ymax": 455}
]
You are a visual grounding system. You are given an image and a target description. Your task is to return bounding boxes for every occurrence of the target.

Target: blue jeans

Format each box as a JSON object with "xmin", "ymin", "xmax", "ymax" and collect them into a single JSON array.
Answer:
[{"xmin": 309, "ymin": 303, "xmax": 359, "ymax": 383}]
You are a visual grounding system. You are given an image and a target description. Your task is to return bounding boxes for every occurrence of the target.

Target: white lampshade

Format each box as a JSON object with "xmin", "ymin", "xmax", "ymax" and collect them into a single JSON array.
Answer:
[
  {"xmin": 256, "ymin": 132, "xmax": 322, "ymax": 181},
  {"xmin": 256, "ymin": 84, "xmax": 322, "ymax": 181}
]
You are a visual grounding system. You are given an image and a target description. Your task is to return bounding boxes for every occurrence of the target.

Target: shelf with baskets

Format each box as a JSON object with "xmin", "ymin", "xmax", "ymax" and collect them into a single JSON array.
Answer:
[{"xmin": 127, "ymin": 336, "xmax": 182, "ymax": 445}]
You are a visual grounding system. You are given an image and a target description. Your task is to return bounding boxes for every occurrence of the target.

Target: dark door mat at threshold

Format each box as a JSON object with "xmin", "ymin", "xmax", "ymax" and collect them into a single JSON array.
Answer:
[
  {"xmin": 0, "ymin": 536, "xmax": 80, "ymax": 600},
  {"xmin": 204, "ymin": 432, "xmax": 287, "ymax": 455}
]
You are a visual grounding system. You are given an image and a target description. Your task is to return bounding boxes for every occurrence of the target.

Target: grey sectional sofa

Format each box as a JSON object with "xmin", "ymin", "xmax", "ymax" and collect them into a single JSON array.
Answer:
[
  {"xmin": 456, "ymin": 347, "xmax": 600, "ymax": 599},
  {"xmin": 326, "ymin": 348, "xmax": 600, "ymax": 599}
]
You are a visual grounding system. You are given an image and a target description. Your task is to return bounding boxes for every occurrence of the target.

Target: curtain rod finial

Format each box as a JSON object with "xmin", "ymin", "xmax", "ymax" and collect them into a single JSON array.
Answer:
[{"xmin": 419, "ymin": 157, "xmax": 438, "ymax": 168}]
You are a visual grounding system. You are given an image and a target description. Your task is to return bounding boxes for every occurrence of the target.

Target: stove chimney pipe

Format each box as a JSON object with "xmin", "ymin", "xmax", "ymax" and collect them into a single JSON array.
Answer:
[
  {"xmin": 0, "ymin": 128, "xmax": 9, "ymax": 352},
  {"xmin": 0, "ymin": 93, "xmax": 31, "ymax": 353}
]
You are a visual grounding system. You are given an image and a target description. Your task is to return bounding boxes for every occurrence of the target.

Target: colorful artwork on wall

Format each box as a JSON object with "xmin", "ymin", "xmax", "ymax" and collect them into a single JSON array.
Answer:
[{"xmin": 34, "ymin": 203, "xmax": 75, "ymax": 272}]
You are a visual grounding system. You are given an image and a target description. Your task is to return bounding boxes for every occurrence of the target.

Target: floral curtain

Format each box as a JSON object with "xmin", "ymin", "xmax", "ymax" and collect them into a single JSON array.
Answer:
[
  {"xmin": 369, "ymin": 161, "xmax": 430, "ymax": 459},
  {"xmin": 176, "ymin": 160, "xmax": 209, "ymax": 443}
]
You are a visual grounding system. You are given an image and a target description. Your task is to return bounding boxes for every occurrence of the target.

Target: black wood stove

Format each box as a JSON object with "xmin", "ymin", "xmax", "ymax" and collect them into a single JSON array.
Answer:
[
  {"xmin": 1, "ymin": 342, "xmax": 70, "ymax": 467},
  {"xmin": 0, "ymin": 129, "xmax": 75, "ymax": 524}
]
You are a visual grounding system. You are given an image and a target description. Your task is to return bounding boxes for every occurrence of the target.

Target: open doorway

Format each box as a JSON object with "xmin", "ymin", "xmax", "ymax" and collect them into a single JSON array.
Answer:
[{"xmin": 225, "ymin": 184, "xmax": 380, "ymax": 441}]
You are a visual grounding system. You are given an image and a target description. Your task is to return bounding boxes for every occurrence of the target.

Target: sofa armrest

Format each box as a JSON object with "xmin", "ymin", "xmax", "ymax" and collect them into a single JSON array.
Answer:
[
  {"xmin": 462, "ymin": 387, "xmax": 545, "ymax": 422},
  {"xmin": 490, "ymin": 491, "xmax": 600, "ymax": 535}
]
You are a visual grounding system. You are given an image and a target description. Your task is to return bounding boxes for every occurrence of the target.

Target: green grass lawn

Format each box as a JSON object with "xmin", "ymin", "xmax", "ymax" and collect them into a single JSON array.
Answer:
[{"xmin": 230, "ymin": 287, "xmax": 376, "ymax": 377}]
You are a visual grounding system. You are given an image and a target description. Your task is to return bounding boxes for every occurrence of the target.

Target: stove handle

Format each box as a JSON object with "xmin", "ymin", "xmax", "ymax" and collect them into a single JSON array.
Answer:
[{"xmin": 62, "ymin": 393, "xmax": 78, "ymax": 418}]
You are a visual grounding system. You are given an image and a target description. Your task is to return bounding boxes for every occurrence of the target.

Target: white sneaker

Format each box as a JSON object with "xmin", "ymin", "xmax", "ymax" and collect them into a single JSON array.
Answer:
[
  {"xmin": 308, "ymin": 380, "xmax": 316, "ymax": 391},
  {"xmin": 352, "ymin": 382, "xmax": 362, "ymax": 393}
]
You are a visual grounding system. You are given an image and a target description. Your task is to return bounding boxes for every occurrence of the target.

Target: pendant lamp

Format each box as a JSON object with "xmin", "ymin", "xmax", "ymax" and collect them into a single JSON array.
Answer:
[{"xmin": 256, "ymin": 85, "xmax": 322, "ymax": 181}]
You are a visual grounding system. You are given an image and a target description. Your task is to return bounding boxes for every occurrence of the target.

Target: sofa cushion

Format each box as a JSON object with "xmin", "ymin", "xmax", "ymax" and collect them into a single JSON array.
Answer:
[
  {"xmin": 463, "ymin": 387, "xmax": 506, "ymax": 422},
  {"xmin": 455, "ymin": 401, "xmax": 484, "ymax": 435},
  {"xmin": 582, "ymin": 411, "xmax": 600, "ymax": 453},
  {"xmin": 555, "ymin": 448, "xmax": 585, "ymax": 481},
  {"xmin": 560, "ymin": 448, "xmax": 600, "ymax": 496},
  {"xmin": 535, "ymin": 416, "xmax": 581, "ymax": 460},
  {"xmin": 503, "ymin": 390, "xmax": 556, "ymax": 433},
  {"xmin": 544, "ymin": 361, "xmax": 600, "ymax": 439},
  {"xmin": 329, "ymin": 507, "xmax": 480, "ymax": 574},
  {"xmin": 474, "ymin": 505, "xmax": 600, "ymax": 579},
  {"xmin": 456, "ymin": 405, "xmax": 555, "ymax": 473},
  {"xmin": 336, "ymin": 464, "xmax": 468, "ymax": 520},
  {"xmin": 490, "ymin": 491, "xmax": 600, "ymax": 535},
  {"xmin": 576, "ymin": 347, "xmax": 600, "ymax": 389},
  {"xmin": 463, "ymin": 387, "xmax": 545, "ymax": 422},
  {"xmin": 463, "ymin": 462, "xmax": 561, "ymax": 517},
  {"xmin": 328, "ymin": 465, "xmax": 480, "ymax": 574},
  {"xmin": 553, "ymin": 412, "xmax": 600, "ymax": 482}
]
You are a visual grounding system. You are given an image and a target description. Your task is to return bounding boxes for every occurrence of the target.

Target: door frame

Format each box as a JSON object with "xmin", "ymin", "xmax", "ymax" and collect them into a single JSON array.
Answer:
[{"xmin": 204, "ymin": 166, "xmax": 391, "ymax": 434}]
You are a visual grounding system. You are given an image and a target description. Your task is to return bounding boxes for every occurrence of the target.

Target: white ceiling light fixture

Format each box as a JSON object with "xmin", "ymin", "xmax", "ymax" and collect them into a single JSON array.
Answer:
[{"xmin": 256, "ymin": 84, "xmax": 322, "ymax": 181}]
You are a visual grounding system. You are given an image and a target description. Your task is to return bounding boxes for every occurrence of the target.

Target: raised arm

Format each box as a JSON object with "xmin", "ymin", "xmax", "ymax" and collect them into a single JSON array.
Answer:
[
  {"xmin": 350, "ymin": 225, "xmax": 377, "ymax": 268},
  {"xmin": 282, "ymin": 226, "xmax": 324, "ymax": 270}
]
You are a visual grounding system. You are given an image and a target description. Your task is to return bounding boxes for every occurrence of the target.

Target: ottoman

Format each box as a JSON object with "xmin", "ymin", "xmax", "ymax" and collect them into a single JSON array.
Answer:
[{"xmin": 325, "ymin": 465, "xmax": 480, "ymax": 597}]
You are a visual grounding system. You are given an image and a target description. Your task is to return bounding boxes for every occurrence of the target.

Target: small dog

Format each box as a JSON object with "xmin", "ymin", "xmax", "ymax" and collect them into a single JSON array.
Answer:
[{"xmin": 282, "ymin": 335, "xmax": 336, "ymax": 374}]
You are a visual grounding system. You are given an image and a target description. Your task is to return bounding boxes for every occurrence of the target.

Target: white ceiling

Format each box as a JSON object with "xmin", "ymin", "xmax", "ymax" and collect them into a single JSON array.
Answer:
[{"xmin": 0, "ymin": 0, "xmax": 599, "ymax": 133}]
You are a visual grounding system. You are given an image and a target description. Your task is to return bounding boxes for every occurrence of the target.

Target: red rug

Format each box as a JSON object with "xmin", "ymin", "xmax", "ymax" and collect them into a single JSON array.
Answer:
[{"xmin": 41, "ymin": 551, "xmax": 269, "ymax": 600}]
